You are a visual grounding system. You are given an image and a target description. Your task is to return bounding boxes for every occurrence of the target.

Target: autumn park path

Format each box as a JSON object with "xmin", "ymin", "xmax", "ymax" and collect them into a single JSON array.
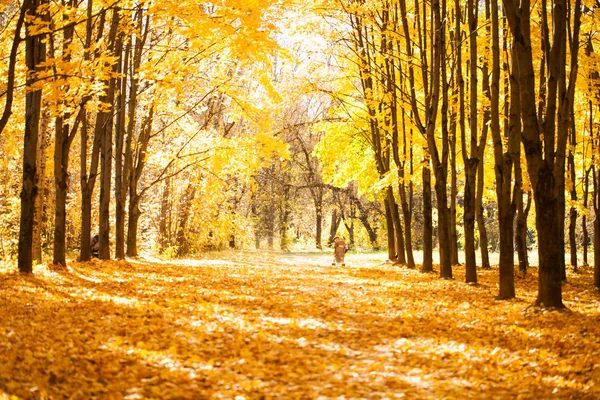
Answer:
[{"xmin": 1, "ymin": 251, "xmax": 599, "ymax": 399}]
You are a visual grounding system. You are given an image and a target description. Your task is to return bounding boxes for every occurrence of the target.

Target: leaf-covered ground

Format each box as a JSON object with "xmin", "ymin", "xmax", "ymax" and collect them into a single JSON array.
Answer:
[{"xmin": 1, "ymin": 251, "xmax": 599, "ymax": 399}]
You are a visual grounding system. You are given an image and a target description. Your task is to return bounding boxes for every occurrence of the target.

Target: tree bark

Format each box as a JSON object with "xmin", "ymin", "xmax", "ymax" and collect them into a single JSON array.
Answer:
[
  {"xmin": 33, "ymin": 108, "xmax": 50, "ymax": 263},
  {"xmin": 422, "ymin": 166, "xmax": 433, "ymax": 272},
  {"xmin": 18, "ymin": 0, "xmax": 45, "ymax": 273},
  {"xmin": 502, "ymin": 0, "xmax": 567, "ymax": 308},
  {"xmin": 79, "ymin": 1, "xmax": 100, "ymax": 262}
]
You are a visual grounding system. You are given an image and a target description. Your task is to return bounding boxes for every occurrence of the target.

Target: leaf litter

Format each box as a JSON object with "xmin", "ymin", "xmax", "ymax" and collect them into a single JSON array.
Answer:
[{"xmin": 0, "ymin": 251, "xmax": 599, "ymax": 399}]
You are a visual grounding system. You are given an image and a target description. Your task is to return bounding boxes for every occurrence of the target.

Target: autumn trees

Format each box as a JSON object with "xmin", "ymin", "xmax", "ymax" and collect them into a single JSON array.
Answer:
[
  {"xmin": 308, "ymin": 0, "xmax": 600, "ymax": 305},
  {"xmin": 3, "ymin": 0, "xmax": 600, "ymax": 309},
  {"xmin": 2, "ymin": 0, "xmax": 293, "ymax": 269}
]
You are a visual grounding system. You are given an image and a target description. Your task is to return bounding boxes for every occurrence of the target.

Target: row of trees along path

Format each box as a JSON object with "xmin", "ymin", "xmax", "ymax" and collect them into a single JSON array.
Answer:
[{"xmin": 1, "ymin": 0, "xmax": 600, "ymax": 311}]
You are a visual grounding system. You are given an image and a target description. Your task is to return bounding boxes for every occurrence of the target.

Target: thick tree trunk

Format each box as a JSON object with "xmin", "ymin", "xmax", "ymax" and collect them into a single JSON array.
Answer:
[
  {"xmin": 388, "ymin": 187, "xmax": 406, "ymax": 264},
  {"xmin": 434, "ymin": 175, "xmax": 453, "ymax": 279},
  {"xmin": 535, "ymin": 168, "xmax": 563, "ymax": 306},
  {"xmin": 18, "ymin": 0, "xmax": 45, "ymax": 273},
  {"xmin": 502, "ymin": 0, "xmax": 569, "ymax": 307},
  {"xmin": 464, "ymin": 159, "xmax": 478, "ymax": 283}
]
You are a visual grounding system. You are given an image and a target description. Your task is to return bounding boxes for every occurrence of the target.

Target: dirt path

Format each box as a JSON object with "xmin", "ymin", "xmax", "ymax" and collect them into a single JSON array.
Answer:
[{"xmin": 0, "ymin": 251, "xmax": 598, "ymax": 399}]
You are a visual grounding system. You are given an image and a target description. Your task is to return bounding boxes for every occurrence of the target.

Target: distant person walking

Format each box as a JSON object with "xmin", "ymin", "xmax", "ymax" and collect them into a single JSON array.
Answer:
[
  {"xmin": 332, "ymin": 236, "xmax": 349, "ymax": 266},
  {"xmin": 90, "ymin": 234, "xmax": 100, "ymax": 258}
]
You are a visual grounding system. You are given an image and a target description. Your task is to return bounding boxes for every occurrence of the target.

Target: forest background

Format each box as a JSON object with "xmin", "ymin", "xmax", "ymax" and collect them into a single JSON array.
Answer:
[{"xmin": 1, "ymin": 0, "xmax": 600, "ymax": 310}]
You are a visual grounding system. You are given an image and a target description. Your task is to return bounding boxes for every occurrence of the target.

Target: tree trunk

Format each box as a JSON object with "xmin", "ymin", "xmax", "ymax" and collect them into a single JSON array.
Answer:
[
  {"xmin": 384, "ymin": 195, "xmax": 397, "ymax": 261},
  {"xmin": 125, "ymin": 101, "xmax": 154, "ymax": 257},
  {"xmin": 33, "ymin": 108, "xmax": 50, "ymax": 263},
  {"xmin": 502, "ymin": 0, "xmax": 567, "ymax": 308},
  {"xmin": 53, "ymin": 118, "xmax": 70, "ymax": 267},
  {"xmin": 0, "ymin": 2, "xmax": 27, "ymax": 136},
  {"xmin": 18, "ymin": 0, "xmax": 45, "ymax": 273},
  {"xmin": 493, "ymin": 29, "xmax": 517, "ymax": 300},
  {"xmin": 449, "ymin": 122, "xmax": 459, "ymax": 266},
  {"xmin": 463, "ymin": 159, "xmax": 478, "ymax": 283},
  {"xmin": 79, "ymin": 1, "xmax": 100, "ymax": 262},
  {"xmin": 126, "ymin": 194, "xmax": 141, "ymax": 257},
  {"xmin": 582, "ymin": 166, "xmax": 591, "ymax": 267},
  {"xmin": 476, "ymin": 158, "xmax": 491, "ymax": 269},
  {"xmin": 515, "ymin": 161, "xmax": 528, "ymax": 274},
  {"xmin": 388, "ymin": 187, "xmax": 406, "ymax": 264},
  {"xmin": 422, "ymin": 166, "xmax": 433, "ymax": 272},
  {"xmin": 98, "ymin": 7, "xmax": 121, "ymax": 260},
  {"xmin": 158, "ymin": 174, "xmax": 171, "ymax": 252},
  {"xmin": 594, "ymin": 166, "xmax": 600, "ymax": 288},
  {"xmin": 328, "ymin": 209, "xmax": 341, "ymax": 246},
  {"xmin": 353, "ymin": 198, "xmax": 378, "ymax": 249},
  {"xmin": 174, "ymin": 183, "xmax": 195, "ymax": 256},
  {"xmin": 114, "ymin": 35, "xmax": 129, "ymax": 260},
  {"xmin": 315, "ymin": 201, "xmax": 323, "ymax": 249}
]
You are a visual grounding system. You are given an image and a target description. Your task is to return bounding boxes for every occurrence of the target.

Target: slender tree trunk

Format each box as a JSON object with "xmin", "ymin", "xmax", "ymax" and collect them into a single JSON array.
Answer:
[
  {"xmin": 476, "ymin": 158, "xmax": 491, "ymax": 269},
  {"xmin": 388, "ymin": 187, "xmax": 406, "ymax": 264},
  {"xmin": 98, "ymin": 7, "xmax": 121, "ymax": 260},
  {"xmin": 477, "ymin": 0, "xmax": 492, "ymax": 270},
  {"xmin": 594, "ymin": 167, "xmax": 600, "ymax": 288},
  {"xmin": 114, "ymin": 35, "xmax": 129, "ymax": 260},
  {"xmin": 568, "ymin": 121, "xmax": 578, "ymax": 271},
  {"xmin": 279, "ymin": 185, "xmax": 291, "ymax": 252},
  {"xmin": 158, "ymin": 174, "xmax": 171, "ymax": 252},
  {"xmin": 315, "ymin": 200, "xmax": 323, "ymax": 249},
  {"xmin": 449, "ymin": 121, "xmax": 459, "ymax": 266},
  {"xmin": 582, "ymin": 166, "xmax": 591, "ymax": 267},
  {"xmin": 126, "ymin": 102, "xmax": 154, "ymax": 257},
  {"xmin": 328, "ymin": 209, "xmax": 341, "ymax": 246},
  {"xmin": 353, "ymin": 198, "xmax": 378, "ymax": 248},
  {"xmin": 384, "ymin": 196, "xmax": 397, "ymax": 261},
  {"xmin": 33, "ymin": 108, "xmax": 50, "ymax": 263},
  {"xmin": 174, "ymin": 183, "xmax": 195, "ymax": 256},
  {"xmin": 53, "ymin": 118, "xmax": 70, "ymax": 267},
  {"xmin": 452, "ymin": 0, "xmax": 465, "ymax": 267},
  {"xmin": 515, "ymin": 156, "xmax": 528, "ymax": 274},
  {"xmin": 0, "ymin": 2, "xmax": 28, "ymax": 136},
  {"xmin": 461, "ymin": 0, "xmax": 479, "ymax": 284},
  {"xmin": 79, "ymin": 1, "xmax": 99, "ymax": 262},
  {"xmin": 422, "ymin": 166, "xmax": 433, "ymax": 272}
]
